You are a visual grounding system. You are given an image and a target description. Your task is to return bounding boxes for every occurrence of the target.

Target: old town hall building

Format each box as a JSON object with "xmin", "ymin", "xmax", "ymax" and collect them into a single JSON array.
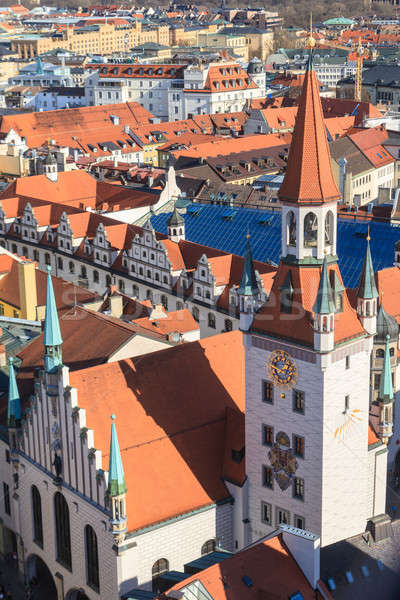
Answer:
[{"xmin": 0, "ymin": 51, "xmax": 391, "ymax": 599}]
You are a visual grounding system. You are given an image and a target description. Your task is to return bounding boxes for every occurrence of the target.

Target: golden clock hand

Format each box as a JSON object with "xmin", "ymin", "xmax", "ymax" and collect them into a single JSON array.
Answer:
[{"xmin": 271, "ymin": 365, "xmax": 285, "ymax": 374}]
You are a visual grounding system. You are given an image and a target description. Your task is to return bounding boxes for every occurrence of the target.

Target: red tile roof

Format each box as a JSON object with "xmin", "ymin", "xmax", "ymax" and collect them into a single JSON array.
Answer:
[
  {"xmin": 133, "ymin": 308, "xmax": 199, "ymax": 337},
  {"xmin": 90, "ymin": 63, "xmax": 186, "ymax": 80},
  {"xmin": 68, "ymin": 331, "xmax": 245, "ymax": 531},
  {"xmin": 159, "ymin": 534, "xmax": 317, "ymax": 600},
  {"xmin": 252, "ymin": 262, "xmax": 365, "ymax": 346},
  {"xmin": 278, "ymin": 58, "xmax": 341, "ymax": 205}
]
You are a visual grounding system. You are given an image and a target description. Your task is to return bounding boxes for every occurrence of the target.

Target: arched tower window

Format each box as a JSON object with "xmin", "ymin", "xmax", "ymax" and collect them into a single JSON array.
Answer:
[
  {"xmin": 304, "ymin": 212, "xmax": 318, "ymax": 248},
  {"xmin": 54, "ymin": 492, "xmax": 71, "ymax": 570},
  {"xmin": 85, "ymin": 525, "xmax": 99, "ymax": 592},
  {"xmin": 287, "ymin": 211, "xmax": 296, "ymax": 246},
  {"xmin": 31, "ymin": 485, "xmax": 43, "ymax": 547},
  {"xmin": 325, "ymin": 211, "xmax": 334, "ymax": 246},
  {"xmin": 152, "ymin": 558, "xmax": 169, "ymax": 592},
  {"xmin": 201, "ymin": 539, "xmax": 216, "ymax": 556}
]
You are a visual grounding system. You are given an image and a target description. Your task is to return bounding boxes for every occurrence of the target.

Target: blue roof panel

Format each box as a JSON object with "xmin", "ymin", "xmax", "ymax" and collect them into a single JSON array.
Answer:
[{"xmin": 151, "ymin": 205, "xmax": 400, "ymax": 288}]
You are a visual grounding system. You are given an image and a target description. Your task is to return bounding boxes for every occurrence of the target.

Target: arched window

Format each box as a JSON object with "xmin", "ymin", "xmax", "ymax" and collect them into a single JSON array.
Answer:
[
  {"xmin": 146, "ymin": 289, "xmax": 153, "ymax": 301},
  {"xmin": 57, "ymin": 257, "xmax": 63, "ymax": 270},
  {"xmin": 325, "ymin": 211, "xmax": 334, "ymax": 245},
  {"xmin": 93, "ymin": 270, "xmax": 99, "ymax": 283},
  {"xmin": 85, "ymin": 525, "xmax": 99, "ymax": 592},
  {"xmin": 390, "ymin": 347, "xmax": 395, "ymax": 357},
  {"xmin": 303, "ymin": 212, "xmax": 318, "ymax": 248},
  {"xmin": 287, "ymin": 211, "xmax": 296, "ymax": 246},
  {"xmin": 45, "ymin": 253, "xmax": 51, "ymax": 266},
  {"xmin": 152, "ymin": 558, "xmax": 169, "ymax": 593},
  {"xmin": 161, "ymin": 295, "xmax": 168, "ymax": 310},
  {"xmin": 31, "ymin": 485, "xmax": 43, "ymax": 547},
  {"xmin": 132, "ymin": 284, "xmax": 139, "ymax": 297},
  {"xmin": 69, "ymin": 261, "xmax": 75, "ymax": 274},
  {"xmin": 80, "ymin": 266, "xmax": 87, "ymax": 279},
  {"xmin": 118, "ymin": 280, "xmax": 125, "ymax": 292},
  {"xmin": 376, "ymin": 348, "xmax": 384, "ymax": 358},
  {"xmin": 11, "ymin": 244, "xmax": 17, "ymax": 254},
  {"xmin": 192, "ymin": 306, "xmax": 199, "ymax": 322},
  {"xmin": 366, "ymin": 301, "xmax": 370, "ymax": 316},
  {"xmin": 54, "ymin": 492, "xmax": 71, "ymax": 570},
  {"xmin": 201, "ymin": 539, "xmax": 216, "ymax": 556},
  {"xmin": 22, "ymin": 246, "xmax": 28, "ymax": 257},
  {"xmin": 176, "ymin": 301, "xmax": 183, "ymax": 310},
  {"xmin": 224, "ymin": 319, "xmax": 233, "ymax": 332},
  {"xmin": 208, "ymin": 313, "xmax": 216, "ymax": 329},
  {"xmin": 106, "ymin": 274, "xmax": 112, "ymax": 287}
]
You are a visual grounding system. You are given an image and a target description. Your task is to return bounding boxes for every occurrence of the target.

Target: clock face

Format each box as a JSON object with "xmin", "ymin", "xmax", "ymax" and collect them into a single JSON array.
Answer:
[{"xmin": 268, "ymin": 350, "xmax": 297, "ymax": 388}]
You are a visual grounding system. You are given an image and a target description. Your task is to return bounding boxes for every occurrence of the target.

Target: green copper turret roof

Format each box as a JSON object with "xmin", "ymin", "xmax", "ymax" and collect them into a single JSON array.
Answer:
[
  {"xmin": 7, "ymin": 357, "xmax": 21, "ymax": 427},
  {"xmin": 167, "ymin": 205, "xmax": 184, "ymax": 227},
  {"xmin": 108, "ymin": 415, "xmax": 127, "ymax": 497},
  {"xmin": 313, "ymin": 255, "xmax": 335, "ymax": 315},
  {"xmin": 357, "ymin": 236, "xmax": 378, "ymax": 300},
  {"xmin": 378, "ymin": 334, "xmax": 393, "ymax": 404},
  {"xmin": 238, "ymin": 236, "xmax": 258, "ymax": 296},
  {"xmin": 43, "ymin": 266, "xmax": 62, "ymax": 348}
]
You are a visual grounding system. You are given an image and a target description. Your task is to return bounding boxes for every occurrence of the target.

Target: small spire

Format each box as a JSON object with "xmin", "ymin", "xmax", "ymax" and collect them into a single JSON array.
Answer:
[
  {"xmin": 108, "ymin": 415, "xmax": 127, "ymax": 497},
  {"xmin": 378, "ymin": 334, "xmax": 393, "ymax": 403},
  {"xmin": 357, "ymin": 234, "xmax": 378, "ymax": 300},
  {"xmin": 238, "ymin": 235, "xmax": 258, "ymax": 296},
  {"xmin": 306, "ymin": 12, "xmax": 316, "ymax": 50},
  {"xmin": 7, "ymin": 357, "xmax": 21, "ymax": 428},
  {"xmin": 43, "ymin": 266, "xmax": 63, "ymax": 372},
  {"xmin": 167, "ymin": 202, "xmax": 184, "ymax": 227},
  {"xmin": 313, "ymin": 255, "xmax": 335, "ymax": 314}
]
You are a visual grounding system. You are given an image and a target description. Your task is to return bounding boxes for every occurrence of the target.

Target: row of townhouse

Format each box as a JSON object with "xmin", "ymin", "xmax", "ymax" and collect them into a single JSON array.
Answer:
[
  {"xmin": 85, "ymin": 59, "xmax": 266, "ymax": 121},
  {"xmin": 0, "ymin": 198, "xmax": 274, "ymax": 337}
]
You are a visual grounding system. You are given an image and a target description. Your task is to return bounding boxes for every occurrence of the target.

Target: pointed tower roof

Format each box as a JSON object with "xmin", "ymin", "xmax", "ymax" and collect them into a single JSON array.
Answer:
[
  {"xmin": 376, "ymin": 299, "xmax": 398, "ymax": 343},
  {"xmin": 278, "ymin": 51, "xmax": 341, "ymax": 205},
  {"xmin": 108, "ymin": 415, "xmax": 127, "ymax": 497},
  {"xmin": 43, "ymin": 266, "xmax": 62, "ymax": 347},
  {"xmin": 7, "ymin": 357, "xmax": 21, "ymax": 427},
  {"xmin": 167, "ymin": 204, "xmax": 184, "ymax": 227},
  {"xmin": 357, "ymin": 232, "xmax": 378, "ymax": 300},
  {"xmin": 378, "ymin": 334, "xmax": 393, "ymax": 404},
  {"xmin": 313, "ymin": 255, "xmax": 335, "ymax": 314},
  {"xmin": 238, "ymin": 236, "xmax": 258, "ymax": 296}
]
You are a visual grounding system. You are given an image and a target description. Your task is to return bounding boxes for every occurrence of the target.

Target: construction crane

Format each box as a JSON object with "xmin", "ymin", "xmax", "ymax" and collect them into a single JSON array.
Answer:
[{"xmin": 354, "ymin": 37, "xmax": 369, "ymax": 102}]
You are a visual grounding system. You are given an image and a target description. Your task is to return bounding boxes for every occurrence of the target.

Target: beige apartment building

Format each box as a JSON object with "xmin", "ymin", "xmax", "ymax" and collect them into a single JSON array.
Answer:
[{"xmin": 10, "ymin": 21, "xmax": 168, "ymax": 59}]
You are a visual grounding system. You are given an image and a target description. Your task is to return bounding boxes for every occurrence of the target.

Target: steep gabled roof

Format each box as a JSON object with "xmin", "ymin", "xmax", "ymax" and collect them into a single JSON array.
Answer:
[{"xmin": 278, "ymin": 53, "xmax": 341, "ymax": 205}]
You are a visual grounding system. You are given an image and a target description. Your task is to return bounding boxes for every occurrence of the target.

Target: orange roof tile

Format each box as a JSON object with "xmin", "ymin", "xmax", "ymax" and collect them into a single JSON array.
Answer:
[
  {"xmin": 252, "ymin": 262, "xmax": 365, "ymax": 346},
  {"xmin": 278, "ymin": 57, "xmax": 340, "ymax": 205},
  {"xmin": 160, "ymin": 534, "xmax": 317, "ymax": 600},
  {"xmin": 133, "ymin": 308, "xmax": 199, "ymax": 337},
  {"xmin": 68, "ymin": 331, "xmax": 245, "ymax": 531}
]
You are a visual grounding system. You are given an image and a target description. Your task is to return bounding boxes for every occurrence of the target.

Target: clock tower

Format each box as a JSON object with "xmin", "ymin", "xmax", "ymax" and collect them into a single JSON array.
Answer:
[{"xmin": 243, "ymin": 49, "xmax": 387, "ymax": 548}]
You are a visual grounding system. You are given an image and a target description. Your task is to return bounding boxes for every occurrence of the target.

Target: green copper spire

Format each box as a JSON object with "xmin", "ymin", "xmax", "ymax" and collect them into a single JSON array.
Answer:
[
  {"xmin": 357, "ymin": 232, "xmax": 378, "ymax": 300},
  {"xmin": 238, "ymin": 236, "xmax": 258, "ymax": 296},
  {"xmin": 379, "ymin": 334, "xmax": 393, "ymax": 404},
  {"xmin": 43, "ymin": 266, "xmax": 62, "ymax": 372},
  {"xmin": 313, "ymin": 255, "xmax": 335, "ymax": 315},
  {"xmin": 7, "ymin": 357, "xmax": 21, "ymax": 428},
  {"xmin": 108, "ymin": 415, "xmax": 127, "ymax": 497}
]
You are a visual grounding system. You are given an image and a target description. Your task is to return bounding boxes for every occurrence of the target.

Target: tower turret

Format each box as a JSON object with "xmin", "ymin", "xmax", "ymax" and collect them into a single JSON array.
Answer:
[
  {"xmin": 356, "ymin": 230, "xmax": 378, "ymax": 335},
  {"xmin": 313, "ymin": 255, "xmax": 335, "ymax": 352},
  {"xmin": 107, "ymin": 414, "xmax": 127, "ymax": 545},
  {"xmin": 43, "ymin": 152, "xmax": 58, "ymax": 182},
  {"xmin": 43, "ymin": 266, "xmax": 63, "ymax": 373},
  {"xmin": 167, "ymin": 204, "xmax": 185, "ymax": 242},
  {"xmin": 7, "ymin": 357, "xmax": 21, "ymax": 431},
  {"xmin": 238, "ymin": 235, "xmax": 259, "ymax": 331},
  {"xmin": 377, "ymin": 334, "xmax": 394, "ymax": 444}
]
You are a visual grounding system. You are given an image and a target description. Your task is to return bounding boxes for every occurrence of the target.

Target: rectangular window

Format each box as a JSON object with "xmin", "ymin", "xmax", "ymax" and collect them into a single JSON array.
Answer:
[
  {"xmin": 374, "ymin": 374, "xmax": 381, "ymax": 390},
  {"xmin": 262, "ymin": 465, "xmax": 273, "ymax": 489},
  {"xmin": 293, "ymin": 435, "xmax": 304, "ymax": 458},
  {"xmin": 3, "ymin": 482, "xmax": 10, "ymax": 515},
  {"xmin": 262, "ymin": 424, "xmax": 274, "ymax": 446},
  {"xmin": 261, "ymin": 501, "xmax": 272, "ymax": 525},
  {"xmin": 345, "ymin": 395, "xmax": 350, "ymax": 411},
  {"xmin": 294, "ymin": 514, "xmax": 305, "ymax": 529},
  {"xmin": 262, "ymin": 380, "xmax": 273, "ymax": 403},
  {"xmin": 346, "ymin": 355, "xmax": 350, "ymax": 370},
  {"xmin": 276, "ymin": 507, "xmax": 290, "ymax": 526},
  {"xmin": 293, "ymin": 477, "xmax": 304, "ymax": 500},
  {"xmin": 293, "ymin": 389, "xmax": 305, "ymax": 414}
]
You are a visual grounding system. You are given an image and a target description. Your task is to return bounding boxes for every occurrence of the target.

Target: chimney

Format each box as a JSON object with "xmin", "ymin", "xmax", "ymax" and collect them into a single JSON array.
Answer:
[
  {"xmin": 17, "ymin": 260, "xmax": 37, "ymax": 321},
  {"xmin": 110, "ymin": 290, "xmax": 123, "ymax": 318}
]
